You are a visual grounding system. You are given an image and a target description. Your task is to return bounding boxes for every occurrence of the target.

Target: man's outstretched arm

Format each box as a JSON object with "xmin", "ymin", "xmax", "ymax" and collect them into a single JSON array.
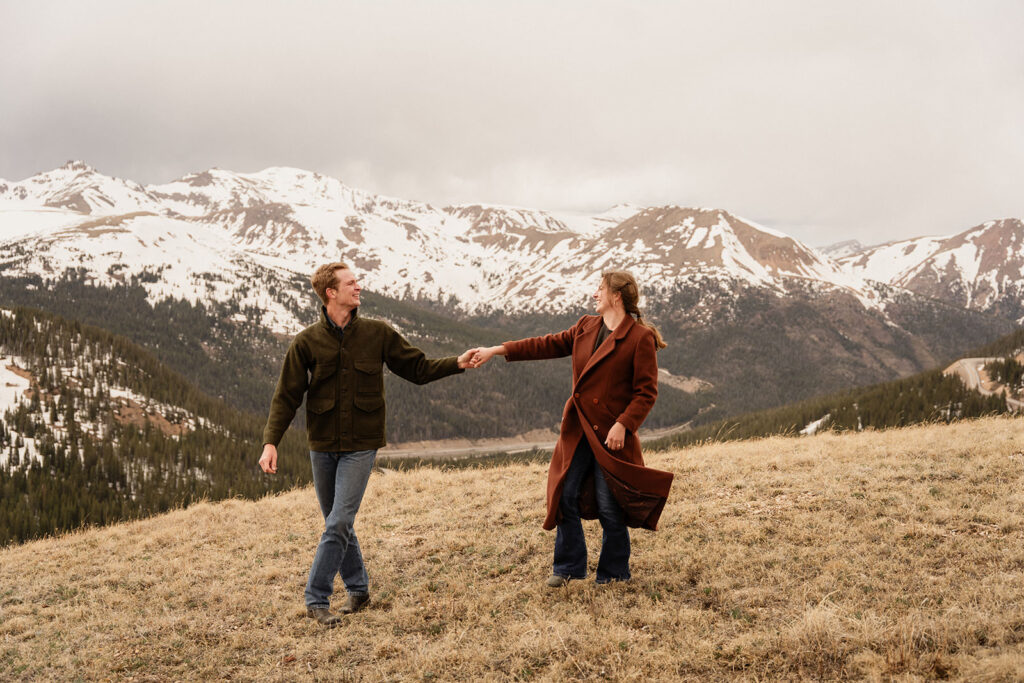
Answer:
[{"xmin": 383, "ymin": 327, "xmax": 477, "ymax": 384}]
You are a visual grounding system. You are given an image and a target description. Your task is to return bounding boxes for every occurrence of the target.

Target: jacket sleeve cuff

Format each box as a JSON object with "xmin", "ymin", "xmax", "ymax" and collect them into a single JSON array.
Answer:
[
  {"xmin": 502, "ymin": 340, "xmax": 522, "ymax": 361},
  {"xmin": 616, "ymin": 415, "xmax": 639, "ymax": 433}
]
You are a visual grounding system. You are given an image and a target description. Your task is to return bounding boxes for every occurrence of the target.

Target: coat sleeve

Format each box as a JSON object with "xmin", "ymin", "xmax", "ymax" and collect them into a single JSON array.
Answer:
[
  {"xmin": 262, "ymin": 339, "xmax": 310, "ymax": 446},
  {"xmin": 616, "ymin": 330, "xmax": 659, "ymax": 433},
  {"xmin": 502, "ymin": 316, "xmax": 585, "ymax": 362},
  {"xmin": 382, "ymin": 325, "xmax": 464, "ymax": 385}
]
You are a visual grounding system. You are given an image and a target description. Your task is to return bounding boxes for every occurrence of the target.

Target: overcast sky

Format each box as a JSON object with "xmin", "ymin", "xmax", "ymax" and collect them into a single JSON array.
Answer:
[{"xmin": 1, "ymin": 1, "xmax": 1022, "ymax": 246}]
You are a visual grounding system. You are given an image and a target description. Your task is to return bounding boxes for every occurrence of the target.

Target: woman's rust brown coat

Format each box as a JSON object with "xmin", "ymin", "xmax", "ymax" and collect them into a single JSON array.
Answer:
[{"xmin": 503, "ymin": 314, "xmax": 673, "ymax": 531}]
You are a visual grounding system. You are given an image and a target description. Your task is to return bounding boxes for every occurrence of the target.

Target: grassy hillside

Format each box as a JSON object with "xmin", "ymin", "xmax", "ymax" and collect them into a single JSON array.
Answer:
[{"xmin": 3, "ymin": 416, "xmax": 1023, "ymax": 680}]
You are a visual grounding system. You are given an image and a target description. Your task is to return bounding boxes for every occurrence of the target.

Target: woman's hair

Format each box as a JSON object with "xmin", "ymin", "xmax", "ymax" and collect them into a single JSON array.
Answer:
[
  {"xmin": 311, "ymin": 261, "xmax": 349, "ymax": 305},
  {"xmin": 602, "ymin": 270, "xmax": 667, "ymax": 349}
]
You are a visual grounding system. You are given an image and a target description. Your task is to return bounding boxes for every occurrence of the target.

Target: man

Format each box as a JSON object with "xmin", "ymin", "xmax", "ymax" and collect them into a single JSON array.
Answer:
[{"xmin": 259, "ymin": 262, "xmax": 475, "ymax": 627}]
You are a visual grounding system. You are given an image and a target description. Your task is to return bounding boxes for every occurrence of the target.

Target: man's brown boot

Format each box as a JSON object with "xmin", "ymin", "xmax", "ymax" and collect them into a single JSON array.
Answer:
[
  {"xmin": 339, "ymin": 593, "xmax": 370, "ymax": 614},
  {"xmin": 306, "ymin": 606, "xmax": 341, "ymax": 627}
]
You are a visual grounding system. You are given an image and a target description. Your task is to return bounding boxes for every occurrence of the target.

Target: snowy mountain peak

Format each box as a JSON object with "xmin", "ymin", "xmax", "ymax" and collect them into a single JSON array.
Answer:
[
  {"xmin": 585, "ymin": 206, "xmax": 844, "ymax": 288},
  {"xmin": 819, "ymin": 239, "xmax": 866, "ymax": 259},
  {"xmin": 604, "ymin": 202, "xmax": 639, "ymax": 216},
  {"xmin": 893, "ymin": 218, "xmax": 1024, "ymax": 308},
  {"xmin": 837, "ymin": 218, "xmax": 1024, "ymax": 321},
  {"xmin": 0, "ymin": 162, "xmax": 161, "ymax": 216},
  {"xmin": 0, "ymin": 161, "xmax": 885, "ymax": 330},
  {"xmin": 61, "ymin": 160, "xmax": 94, "ymax": 172},
  {"xmin": 7, "ymin": 161, "xmax": 1021, "ymax": 331}
]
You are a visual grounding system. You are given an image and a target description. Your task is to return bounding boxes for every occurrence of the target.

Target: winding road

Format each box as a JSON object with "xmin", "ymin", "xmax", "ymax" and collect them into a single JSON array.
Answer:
[
  {"xmin": 944, "ymin": 357, "xmax": 1024, "ymax": 410},
  {"xmin": 379, "ymin": 422, "xmax": 693, "ymax": 460}
]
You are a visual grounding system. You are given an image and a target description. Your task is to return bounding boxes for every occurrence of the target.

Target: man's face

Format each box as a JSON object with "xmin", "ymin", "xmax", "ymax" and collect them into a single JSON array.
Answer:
[{"xmin": 327, "ymin": 268, "xmax": 361, "ymax": 309}]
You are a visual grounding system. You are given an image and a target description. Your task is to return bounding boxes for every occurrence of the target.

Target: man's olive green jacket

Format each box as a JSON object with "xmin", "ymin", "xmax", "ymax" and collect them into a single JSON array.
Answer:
[{"xmin": 263, "ymin": 308, "xmax": 463, "ymax": 451}]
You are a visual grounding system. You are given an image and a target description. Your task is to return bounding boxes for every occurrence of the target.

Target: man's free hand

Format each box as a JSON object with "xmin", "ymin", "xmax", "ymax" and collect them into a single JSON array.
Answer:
[{"xmin": 259, "ymin": 444, "xmax": 278, "ymax": 474}]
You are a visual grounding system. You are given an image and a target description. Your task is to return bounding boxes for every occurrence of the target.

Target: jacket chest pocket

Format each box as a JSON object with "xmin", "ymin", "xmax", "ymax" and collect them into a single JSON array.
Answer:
[
  {"xmin": 354, "ymin": 359, "xmax": 383, "ymax": 394},
  {"xmin": 309, "ymin": 359, "xmax": 338, "ymax": 399}
]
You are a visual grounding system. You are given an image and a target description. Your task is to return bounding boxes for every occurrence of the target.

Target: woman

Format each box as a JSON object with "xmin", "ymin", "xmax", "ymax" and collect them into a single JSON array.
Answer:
[{"xmin": 471, "ymin": 271, "xmax": 672, "ymax": 586}]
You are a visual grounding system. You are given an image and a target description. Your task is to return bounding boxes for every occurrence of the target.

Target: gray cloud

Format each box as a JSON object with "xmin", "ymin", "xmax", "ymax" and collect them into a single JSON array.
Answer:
[{"xmin": 1, "ymin": 0, "xmax": 1022, "ymax": 246}]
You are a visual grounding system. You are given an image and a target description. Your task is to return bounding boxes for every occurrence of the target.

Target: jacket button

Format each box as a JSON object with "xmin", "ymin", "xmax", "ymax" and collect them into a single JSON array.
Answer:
[
  {"xmin": 592, "ymin": 398, "xmax": 598, "ymax": 404},
  {"xmin": 593, "ymin": 424, "xmax": 599, "ymax": 431}
]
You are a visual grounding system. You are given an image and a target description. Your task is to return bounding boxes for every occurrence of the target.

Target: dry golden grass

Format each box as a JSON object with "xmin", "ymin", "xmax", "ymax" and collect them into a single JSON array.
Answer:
[{"xmin": 3, "ymin": 416, "xmax": 1024, "ymax": 681}]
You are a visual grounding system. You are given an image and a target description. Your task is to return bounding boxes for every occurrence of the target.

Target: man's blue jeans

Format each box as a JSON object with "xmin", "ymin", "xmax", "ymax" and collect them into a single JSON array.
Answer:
[
  {"xmin": 305, "ymin": 449, "xmax": 376, "ymax": 609},
  {"xmin": 553, "ymin": 440, "xmax": 631, "ymax": 583}
]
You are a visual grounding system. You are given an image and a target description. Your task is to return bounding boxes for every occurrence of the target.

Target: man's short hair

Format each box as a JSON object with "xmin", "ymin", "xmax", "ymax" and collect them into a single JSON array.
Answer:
[{"xmin": 311, "ymin": 262, "xmax": 349, "ymax": 305}]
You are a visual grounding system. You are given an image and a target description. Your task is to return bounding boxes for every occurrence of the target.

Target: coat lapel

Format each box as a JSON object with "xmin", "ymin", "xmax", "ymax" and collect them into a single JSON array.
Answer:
[{"xmin": 575, "ymin": 315, "xmax": 636, "ymax": 387}]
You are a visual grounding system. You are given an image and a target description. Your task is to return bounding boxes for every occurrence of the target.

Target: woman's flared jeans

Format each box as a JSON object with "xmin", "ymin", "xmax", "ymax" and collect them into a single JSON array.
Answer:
[{"xmin": 552, "ymin": 440, "xmax": 631, "ymax": 583}]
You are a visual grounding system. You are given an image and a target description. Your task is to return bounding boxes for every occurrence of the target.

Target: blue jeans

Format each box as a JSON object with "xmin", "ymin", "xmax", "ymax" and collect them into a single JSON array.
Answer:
[
  {"xmin": 305, "ymin": 449, "xmax": 377, "ymax": 609},
  {"xmin": 553, "ymin": 440, "xmax": 631, "ymax": 583}
]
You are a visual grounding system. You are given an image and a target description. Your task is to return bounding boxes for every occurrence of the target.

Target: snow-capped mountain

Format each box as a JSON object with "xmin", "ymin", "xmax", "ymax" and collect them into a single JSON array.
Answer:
[
  {"xmin": 0, "ymin": 161, "xmax": 889, "ymax": 333},
  {"xmin": 839, "ymin": 219, "xmax": 1024, "ymax": 320},
  {"xmin": 0, "ymin": 160, "xmax": 164, "ymax": 215},
  {"xmin": 819, "ymin": 239, "xmax": 866, "ymax": 260},
  {"xmin": 2, "ymin": 161, "xmax": 1020, "ymax": 334},
  {"xmin": 838, "ymin": 236, "xmax": 948, "ymax": 284}
]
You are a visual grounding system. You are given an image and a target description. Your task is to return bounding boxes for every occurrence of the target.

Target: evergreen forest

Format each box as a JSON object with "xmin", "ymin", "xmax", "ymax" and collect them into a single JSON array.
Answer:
[
  {"xmin": 650, "ymin": 358, "xmax": 1014, "ymax": 452},
  {"xmin": 0, "ymin": 308, "xmax": 309, "ymax": 546}
]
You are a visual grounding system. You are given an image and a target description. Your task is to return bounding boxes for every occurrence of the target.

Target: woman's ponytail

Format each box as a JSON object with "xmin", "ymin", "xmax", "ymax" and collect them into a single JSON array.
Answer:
[{"xmin": 602, "ymin": 270, "xmax": 667, "ymax": 349}]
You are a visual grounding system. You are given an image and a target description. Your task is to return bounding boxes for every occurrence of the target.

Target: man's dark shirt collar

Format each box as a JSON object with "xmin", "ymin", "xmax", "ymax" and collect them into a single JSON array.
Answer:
[{"xmin": 321, "ymin": 305, "xmax": 358, "ymax": 339}]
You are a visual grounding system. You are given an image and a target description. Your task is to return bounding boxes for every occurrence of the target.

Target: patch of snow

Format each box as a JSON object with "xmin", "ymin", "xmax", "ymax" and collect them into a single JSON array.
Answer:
[
  {"xmin": 800, "ymin": 414, "xmax": 830, "ymax": 436},
  {"xmin": 686, "ymin": 227, "xmax": 709, "ymax": 249},
  {"xmin": 0, "ymin": 208, "xmax": 87, "ymax": 241},
  {"xmin": 840, "ymin": 236, "xmax": 948, "ymax": 284},
  {"xmin": 0, "ymin": 355, "xmax": 30, "ymax": 416}
]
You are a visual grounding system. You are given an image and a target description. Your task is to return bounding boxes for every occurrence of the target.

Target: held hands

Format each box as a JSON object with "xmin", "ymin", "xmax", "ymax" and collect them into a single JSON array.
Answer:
[
  {"xmin": 457, "ymin": 348, "xmax": 479, "ymax": 369},
  {"xmin": 259, "ymin": 444, "xmax": 278, "ymax": 474},
  {"xmin": 604, "ymin": 422, "xmax": 626, "ymax": 451},
  {"xmin": 469, "ymin": 345, "xmax": 504, "ymax": 368},
  {"xmin": 457, "ymin": 345, "xmax": 505, "ymax": 369}
]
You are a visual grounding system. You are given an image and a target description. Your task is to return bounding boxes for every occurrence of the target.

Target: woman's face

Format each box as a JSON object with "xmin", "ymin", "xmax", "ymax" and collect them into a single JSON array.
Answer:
[{"xmin": 593, "ymin": 281, "xmax": 620, "ymax": 314}]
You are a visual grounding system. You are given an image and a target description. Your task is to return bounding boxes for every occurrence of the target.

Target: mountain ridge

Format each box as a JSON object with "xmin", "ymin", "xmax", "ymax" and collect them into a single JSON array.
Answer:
[
  {"xmin": 1, "ymin": 160, "xmax": 889, "ymax": 327},
  {"xmin": 5, "ymin": 161, "xmax": 1021, "ymax": 330}
]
